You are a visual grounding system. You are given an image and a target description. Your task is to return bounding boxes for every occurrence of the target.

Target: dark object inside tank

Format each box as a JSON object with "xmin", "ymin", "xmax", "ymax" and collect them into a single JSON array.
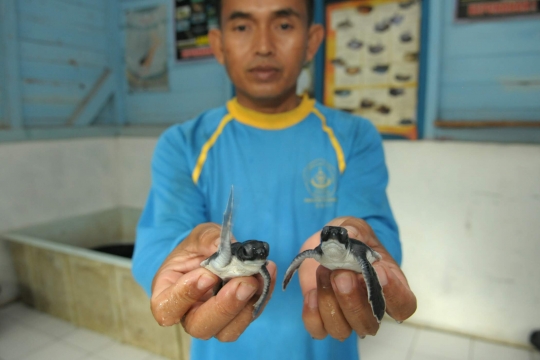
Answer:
[{"xmin": 92, "ymin": 244, "xmax": 135, "ymax": 259}]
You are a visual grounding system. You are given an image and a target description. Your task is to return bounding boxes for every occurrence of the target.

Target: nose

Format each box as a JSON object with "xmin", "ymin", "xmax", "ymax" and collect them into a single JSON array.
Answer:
[{"xmin": 255, "ymin": 26, "xmax": 274, "ymax": 56}]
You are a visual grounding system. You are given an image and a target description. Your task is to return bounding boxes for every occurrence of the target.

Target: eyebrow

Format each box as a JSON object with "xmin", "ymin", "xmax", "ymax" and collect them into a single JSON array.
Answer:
[{"xmin": 227, "ymin": 7, "xmax": 302, "ymax": 22}]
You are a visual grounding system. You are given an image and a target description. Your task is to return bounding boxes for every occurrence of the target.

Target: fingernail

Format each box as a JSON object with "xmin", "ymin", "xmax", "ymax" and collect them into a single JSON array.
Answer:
[
  {"xmin": 335, "ymin": 272, "xmax": 353, "ymax": 294},
  {"xmin": 374, "ymin": 265, "xmax": 388, "ymax": 287},
  {"xmin": 236, "ymin": 282, "xmax": 256, "ymax": 301},
  {"xmin": 197, "ymin": 273, "xmax": 216, "ymax": 290},
  {"xmin": 308, "ymin": 290, "xmax": 318, "ymax": 309}
]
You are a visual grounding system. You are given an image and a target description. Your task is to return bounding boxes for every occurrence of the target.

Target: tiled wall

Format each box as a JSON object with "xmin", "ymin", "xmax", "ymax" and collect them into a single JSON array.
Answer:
[{"xmin": 0, "ymin": 138, "xmax": 119, "ymax": 304}]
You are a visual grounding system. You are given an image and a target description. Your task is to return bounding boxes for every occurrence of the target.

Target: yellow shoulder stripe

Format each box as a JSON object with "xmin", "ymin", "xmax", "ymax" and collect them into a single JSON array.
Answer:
[
  {"xmin": 312, "ymin": 108, "xmax": 346, "ymax": 174},
  {"xmin": 192, "ymin": 114, "xmax": 234, "ymax": 184}
]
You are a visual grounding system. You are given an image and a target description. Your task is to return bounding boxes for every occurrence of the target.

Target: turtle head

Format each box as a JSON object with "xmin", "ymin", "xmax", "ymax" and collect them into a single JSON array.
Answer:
[
  {"xmin": 320, "ymin": 226, "xmax": 349, "ymax": 245},
  {"xmin": 234, "ymin": 240, "xmax": 270, "ymax": 261}
]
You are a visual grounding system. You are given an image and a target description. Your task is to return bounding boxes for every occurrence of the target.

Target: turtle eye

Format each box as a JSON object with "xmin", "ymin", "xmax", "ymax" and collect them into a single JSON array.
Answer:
[{"xmin": 321, "ymin": 226, "xmax": 330, "ymax": 239}]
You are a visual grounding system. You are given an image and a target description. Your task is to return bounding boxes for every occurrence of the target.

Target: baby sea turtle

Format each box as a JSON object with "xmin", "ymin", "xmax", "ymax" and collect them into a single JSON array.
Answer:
[
  {"xmin": 200, "ymin": 188, "xmax": 271, "ymax": 318},
  {"xmin": 282, "ymin": 226, "xmax": 386, "ymax": 323}
]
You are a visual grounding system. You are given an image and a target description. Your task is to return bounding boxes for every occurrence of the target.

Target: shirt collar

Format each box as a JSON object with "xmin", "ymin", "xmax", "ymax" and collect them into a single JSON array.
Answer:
[{"xmin": 226, "ymin": 95, "xmax": 316, "ymax": 130}]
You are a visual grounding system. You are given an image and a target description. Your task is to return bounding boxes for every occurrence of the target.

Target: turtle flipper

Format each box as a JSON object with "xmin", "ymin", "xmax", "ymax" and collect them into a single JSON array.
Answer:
[
  {"xmin": 213, "ymin": 186, "xmax": 233, "ymax": 268},
  {"xmin": 282, "ymin": 249, "xmax": 322, "ymax": 290},
  {"xmin": 358, "ymin": 257, "xmax": 386, "ymax": 323},
  {"xmin": 253, "ymin": 263, "xmax": 271, "ymax": 317},
  {"xmin": 206, "ymin": 188, "xmax": 234, "ymax": 270}
]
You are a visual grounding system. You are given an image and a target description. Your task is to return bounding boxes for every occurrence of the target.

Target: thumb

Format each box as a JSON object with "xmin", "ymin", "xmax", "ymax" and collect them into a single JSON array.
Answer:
[{"xmin": 183, "ymin": 223, "xmax": 222, "ymax": 257}]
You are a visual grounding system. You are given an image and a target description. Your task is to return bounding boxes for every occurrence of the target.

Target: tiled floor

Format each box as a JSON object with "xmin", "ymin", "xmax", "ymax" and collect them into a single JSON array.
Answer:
[
  {"xmin": 0, "ymin": 302, "xmax": 538, "ymax": 360},
  {"xmin": 359, "ymin": 320, "xmax": 539, "ymax": 360}
]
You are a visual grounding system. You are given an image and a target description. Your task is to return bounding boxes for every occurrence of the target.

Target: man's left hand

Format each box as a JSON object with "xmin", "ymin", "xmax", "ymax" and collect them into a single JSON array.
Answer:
[{"xmin": 298, "ymin": 217, "xmax": 417, "ymax": 340}]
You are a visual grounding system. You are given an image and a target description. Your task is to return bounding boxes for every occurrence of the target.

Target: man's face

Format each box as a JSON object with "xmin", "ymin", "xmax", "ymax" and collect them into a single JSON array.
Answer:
[{"xmin": 210, "ymin": 0, "xmax": 322, "ymax": 102}]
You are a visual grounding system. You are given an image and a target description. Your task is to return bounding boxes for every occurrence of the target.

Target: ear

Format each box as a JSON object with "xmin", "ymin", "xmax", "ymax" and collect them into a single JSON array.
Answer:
[
  {"xmin": 305, "ymin": 24, "xmax": 325, "ymax": 63},
  {"xmin": 209, "ymin": 28, "xmax": 225, "ymax": 65}
]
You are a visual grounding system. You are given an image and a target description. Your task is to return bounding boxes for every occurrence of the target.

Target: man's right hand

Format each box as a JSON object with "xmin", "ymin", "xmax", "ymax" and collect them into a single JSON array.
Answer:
[{"xmin": 150, "ymin": 223, "xmax": 277, "ymax": 342}]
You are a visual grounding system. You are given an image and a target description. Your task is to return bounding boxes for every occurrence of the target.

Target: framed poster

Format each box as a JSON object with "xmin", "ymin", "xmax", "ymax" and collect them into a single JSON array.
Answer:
[
  {"xmin": 124, "ymin": 4, "xmax": 169, "ymax": 92},
  {"xmin": 324, "ymin": 0, "xmax": 421, "ymax": 140},
  {"xmin": 456, "ymin": 0, "xmax": 540, "ymax": 20},
  {"xmin": 175, "ymin": 0, "xmax": 218, "ymax": 60}
]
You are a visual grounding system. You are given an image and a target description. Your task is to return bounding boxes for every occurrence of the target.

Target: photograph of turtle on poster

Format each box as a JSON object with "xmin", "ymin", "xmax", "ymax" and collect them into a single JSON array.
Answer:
[
  {"xmin": 325, "ymin": 0, "xmax": 421, "ymax": 140},
  {"xmin": 175, "ymin": 0, "xmax": 218, "ymax": 61}
]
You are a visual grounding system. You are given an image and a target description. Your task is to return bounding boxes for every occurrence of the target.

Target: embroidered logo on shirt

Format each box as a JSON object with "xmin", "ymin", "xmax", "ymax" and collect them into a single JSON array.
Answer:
[{"xmin": 303, "ymin": 159, "xmax": 337, "ymax": 208}]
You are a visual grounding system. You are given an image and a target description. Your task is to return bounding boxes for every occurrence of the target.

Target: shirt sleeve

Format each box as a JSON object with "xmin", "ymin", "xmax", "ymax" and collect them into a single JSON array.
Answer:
[
  {"xmin": 336, "ymin": 119, "xmax": 402, "ymax": 265},
  {"xmin": 132, "ymin": 126, "xmax": 208, "ymax": 296}
]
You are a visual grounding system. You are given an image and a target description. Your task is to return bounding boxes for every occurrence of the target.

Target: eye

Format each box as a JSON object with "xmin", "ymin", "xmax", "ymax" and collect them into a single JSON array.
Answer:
[
  {"xmin": 279, "ymin": 23, "xmax": 292, "ymax": 30},
  {"xmin": 234, "ymin": 24, "xmax": 247, "ymax": 32}
]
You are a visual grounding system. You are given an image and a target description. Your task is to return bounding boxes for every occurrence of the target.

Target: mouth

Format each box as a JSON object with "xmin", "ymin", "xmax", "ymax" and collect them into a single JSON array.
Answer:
[{"xmin": 248, "ymin": 66, "xmax": 281, "ymax": 82}]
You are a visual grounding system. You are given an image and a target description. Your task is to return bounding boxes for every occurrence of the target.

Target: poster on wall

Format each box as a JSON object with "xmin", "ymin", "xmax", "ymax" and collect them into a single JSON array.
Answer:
[
  {"xmin": 325, "ymin": 0, "xmax": 421, "ymax": 140},
  {"xmin": 125, "ymin": 4, "xmax": 169, "ymax": 92},
  {"xmin": 456, "ymin": 0, "xmax": 540, "ymax": 20},
  {"xmin": 175, "ymin": 0, "xmax": 218, "ymax": 60}
]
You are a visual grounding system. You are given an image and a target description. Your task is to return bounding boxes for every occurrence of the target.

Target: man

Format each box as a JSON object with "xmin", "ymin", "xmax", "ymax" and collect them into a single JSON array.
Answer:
[{"xmin": 132, "ymin": 0, "xmax": 417, "ymax": 359}]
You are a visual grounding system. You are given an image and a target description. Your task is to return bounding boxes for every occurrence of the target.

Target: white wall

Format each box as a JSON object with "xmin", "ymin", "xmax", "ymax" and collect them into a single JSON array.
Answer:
[
  {"xmin": 384, "ymin": 141, "xmax": 540, "ymax": 347},
  {"xmin": 1, "ymin": 137, "xmax": 539, "ymax": 347},
  {"xmin": 0, "ymin": 138, "xmax": 119, "ymax": 304},
  {"xmin": 117, "ymin": 137, "xmax": 156, "ymax": 209}
]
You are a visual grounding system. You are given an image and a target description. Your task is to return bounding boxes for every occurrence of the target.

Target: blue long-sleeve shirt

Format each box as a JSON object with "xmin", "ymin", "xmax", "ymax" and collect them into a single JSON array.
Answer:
[{"xmin": 132, "ymin": 96, "xmax": 401, "ymax": 360}]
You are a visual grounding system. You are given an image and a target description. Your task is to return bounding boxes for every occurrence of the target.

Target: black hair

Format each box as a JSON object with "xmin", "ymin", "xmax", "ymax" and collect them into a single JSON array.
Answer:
[{"xmin": 215, "ymin": 0, "xmax": 315, "ymax": 27}]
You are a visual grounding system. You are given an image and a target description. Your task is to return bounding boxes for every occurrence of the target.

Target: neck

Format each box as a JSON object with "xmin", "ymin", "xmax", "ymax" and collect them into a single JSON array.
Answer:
[{"xmin": 235, "ymin": 88, "xmax": 301, "ymax": 114}]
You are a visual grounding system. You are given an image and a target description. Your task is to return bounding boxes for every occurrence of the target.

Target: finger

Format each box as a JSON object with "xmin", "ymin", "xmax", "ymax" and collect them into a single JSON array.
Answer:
[
  {"xmin": 316, "ymin": 266, "xmax": 352, "ymax": 341},
  {"xmin": 214, "ymin": 262, "xmax": 277, "ymax": 342},
  {"xmin": 331, "ymin": 270, "xmax": 380, "ymax": 336},
  {"xmin": 373, "ymin": 264, "xmax": 417, "ymax": 322},
  {"xmin": 151, "ymin": 267, "xmax": 219, "ymax": 326},
  {"xmin": 302, "ymin": 289, "xmax": 327, "ymax": 339},
  {"xmin": 182, "ymin": 275, "xmax": 259, "ymax": 340}
]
